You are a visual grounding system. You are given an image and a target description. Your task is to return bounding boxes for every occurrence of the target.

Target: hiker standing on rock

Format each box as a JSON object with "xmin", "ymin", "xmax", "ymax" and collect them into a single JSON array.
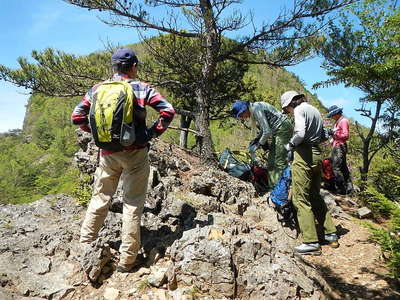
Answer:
[
  {"xmin": 71, "ymin": 48, "xmax": 175, "ymax": 272},
  {"xmin": 280, "ymin": 91, "xmax": 338, "ymax": 255},
  {"xmin": 231, "ymin": 100, "xmax": 293, "ymax": 188},
  {"xmin": 326, "ymin": 105, "xmax": 353, "ymax": 195}
]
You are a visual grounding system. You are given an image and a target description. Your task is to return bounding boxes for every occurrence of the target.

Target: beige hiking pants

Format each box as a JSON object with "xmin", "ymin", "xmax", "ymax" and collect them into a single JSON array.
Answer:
[{"xmin": 80, "ymin": 148, "xmax": 150, "ymax": 267}]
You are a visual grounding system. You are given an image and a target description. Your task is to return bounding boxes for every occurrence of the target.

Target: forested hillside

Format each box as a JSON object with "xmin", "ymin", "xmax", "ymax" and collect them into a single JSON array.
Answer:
[{"xmin": 0, "ymin": 94, "xmax": 79, "ymax": 203}]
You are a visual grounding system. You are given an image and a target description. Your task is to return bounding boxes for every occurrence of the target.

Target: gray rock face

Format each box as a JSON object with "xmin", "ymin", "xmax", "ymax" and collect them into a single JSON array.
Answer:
[
  {"xmin": 73, "ymin": 129, "xmax": 98, "ymax": 175},
  {"xmin": 168, "ymin": 208, "xmax": 327, "ymax": 299},
  {"xmin": 169, "ymin": 226, "xmax": 235, "ymax": 298},
  {"xmin": 0, "ymin": 194, "xmax": 81, "ymax": 299},
  {"xmin": 0, "ymin": 139, "xmax": 336, "ymax": 299},
  {"xmin": 320, "ymin": 189, "xmax": 351, "ymax": 219},
  {"xmin": 80, "ymin": 239, "xmax": 112, "ymax": 282},
  {"xmin": 148, "ymin": 266, "xmax": 168, "ymax": 287}
]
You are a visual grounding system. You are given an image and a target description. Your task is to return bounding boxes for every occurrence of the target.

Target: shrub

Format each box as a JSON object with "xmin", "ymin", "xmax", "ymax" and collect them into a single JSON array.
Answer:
[
  {"xmin": 72, "ymin": 173, "xmax": 93, "ymax": 206},
  {"xmin": 368, "ymin": 209, "xmax": 400, "ymax": 278},
  {"xmin": 359, "ymin": 185, "xmax": 397, "ymax": 219}
]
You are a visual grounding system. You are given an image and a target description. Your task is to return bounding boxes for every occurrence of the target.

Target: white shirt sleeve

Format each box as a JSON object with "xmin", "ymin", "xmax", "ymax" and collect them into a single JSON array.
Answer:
[{"xmin": 290, "ymin": 106, "xmax": 306, "ymax": 146}]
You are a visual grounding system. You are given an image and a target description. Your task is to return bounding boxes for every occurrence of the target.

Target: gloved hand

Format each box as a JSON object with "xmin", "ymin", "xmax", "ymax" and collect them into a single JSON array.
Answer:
[
  {"xmin": 144, "ymin": 128, "xmax": 155, "ymax": 143},
  {"xmin": 285, "ymin": 142, "xmax": 294, "ymax": 152},
  {"xmin": 260, "ymin": 142, "xmax": 270, "ymax": 151},
  {"xmin": 248, "ymin": 139, "xmax": 260, "ymax": 153},
  {"xmin": 285, "ymin": 142, "xmax": 295, "ymax": 163},
  {"xmin": 287, "ymin": 150, "xmax": 294, "ymax": 163},
  {"xmin": 137, "ymin": 127, "xmax": 155, "ymax": 144}
]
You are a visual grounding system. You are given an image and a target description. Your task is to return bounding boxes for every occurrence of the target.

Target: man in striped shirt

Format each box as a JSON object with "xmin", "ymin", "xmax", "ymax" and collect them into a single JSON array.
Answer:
[{"xmin": 71, "ymin": 48, "xmax": 175, "ymax": 273}]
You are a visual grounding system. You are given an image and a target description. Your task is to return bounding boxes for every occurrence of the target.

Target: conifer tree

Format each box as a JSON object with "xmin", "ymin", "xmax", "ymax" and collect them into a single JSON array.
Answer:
[{"xmin": 314, "ymin": 0, "xmax": 400, "ymax": 181}]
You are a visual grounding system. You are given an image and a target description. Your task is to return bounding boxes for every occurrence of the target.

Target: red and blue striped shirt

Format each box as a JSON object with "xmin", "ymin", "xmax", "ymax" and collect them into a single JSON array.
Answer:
[{"xmin": 71, "ymin": 73, "xmax": 175, "ymax": 155}]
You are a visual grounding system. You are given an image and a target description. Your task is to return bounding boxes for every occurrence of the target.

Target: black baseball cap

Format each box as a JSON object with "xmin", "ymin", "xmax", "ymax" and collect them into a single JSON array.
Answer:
[{"xmin": 111, "ymin": 48, "xmax": 139, "ymax": 65}]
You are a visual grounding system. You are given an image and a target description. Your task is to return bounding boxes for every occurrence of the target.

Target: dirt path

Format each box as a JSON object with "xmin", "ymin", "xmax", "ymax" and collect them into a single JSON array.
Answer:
[{"xmin": 302, "ymin": 195, "xmax": 400, "ymax": 300}]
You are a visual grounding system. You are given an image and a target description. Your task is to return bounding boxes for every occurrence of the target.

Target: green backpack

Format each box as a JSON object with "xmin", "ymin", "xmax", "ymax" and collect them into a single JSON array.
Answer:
[
  {"xmin": 218, "ymin": 148, "xmax": 252, "ymax": 180},
  {"xmin": 89, "ymin": 80, "xmax": 136, "ymax": 150}
]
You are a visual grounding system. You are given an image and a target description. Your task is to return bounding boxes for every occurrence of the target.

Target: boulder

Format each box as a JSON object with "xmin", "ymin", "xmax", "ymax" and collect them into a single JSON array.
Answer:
[{"xmin": 357, "ymin": 207, "xmax": 373, "ymax": 219}]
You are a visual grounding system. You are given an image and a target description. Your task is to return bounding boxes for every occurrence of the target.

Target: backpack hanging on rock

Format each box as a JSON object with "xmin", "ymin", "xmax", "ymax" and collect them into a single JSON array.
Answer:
[
  {"xmin": 269, "ymin": 167, "xmax": 296, "ymax": 227},
  {"xmin": 218, "ymin": 148, "xmax": 269, "ymax": 196},
  {"xmin": 89, "ymin": 80, "xmax": 136, "ymax": 151},
  {"xmin": 218, "ymin": 148, "xmax": 252, "ymax": 181}
]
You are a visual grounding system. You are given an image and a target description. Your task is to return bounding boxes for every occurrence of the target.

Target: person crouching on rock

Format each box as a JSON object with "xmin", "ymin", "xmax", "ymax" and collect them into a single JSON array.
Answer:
[
  {"xmin": 231, "ymin": 100, "xmax": 293, "ymax": 189},
  {"xmin": 280, "ymin": 91, "xmax": 338, "ymax": 255}
]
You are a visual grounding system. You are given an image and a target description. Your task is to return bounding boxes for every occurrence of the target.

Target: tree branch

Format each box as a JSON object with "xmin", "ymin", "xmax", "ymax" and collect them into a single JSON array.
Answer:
[{"xmin": 168, "ymin": 125, "xmax": 202, "ymax": 136}]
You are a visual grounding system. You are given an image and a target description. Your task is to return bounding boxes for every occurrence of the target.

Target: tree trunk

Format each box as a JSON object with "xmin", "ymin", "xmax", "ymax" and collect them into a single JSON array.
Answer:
[
  {"xmin": 179, "ymin": 115, "xmax": 191, "ymax": 148},
  {"xmin": 195, "ymin": 0, "xmax": 219, "ymax": 163},
  {"xmin": 194, "ymin": 93, "xmax": 215, "ymax": 163},
  {"xmin": 360, "ymin": 140, "xmax": 370, "ymax": 183},
  {"xmin": 359, "ymin": 100, "xmax": 383, "ymax": 184}
]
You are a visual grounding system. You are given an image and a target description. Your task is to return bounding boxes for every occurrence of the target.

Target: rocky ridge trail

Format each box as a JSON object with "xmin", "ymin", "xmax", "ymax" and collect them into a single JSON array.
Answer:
[
  {"xmin": 0, "ymin": 133, "xmax": 398, "ymax": 299},
  {"xmin": 302, "ymin": 195, "xmax": 400, "ymax": 300}
]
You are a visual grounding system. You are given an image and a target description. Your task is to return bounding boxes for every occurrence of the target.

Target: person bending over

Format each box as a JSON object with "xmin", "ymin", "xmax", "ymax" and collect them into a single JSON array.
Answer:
[{"xmin": 231, "ymin": 100, "xmax": 293, "ymax": 188}]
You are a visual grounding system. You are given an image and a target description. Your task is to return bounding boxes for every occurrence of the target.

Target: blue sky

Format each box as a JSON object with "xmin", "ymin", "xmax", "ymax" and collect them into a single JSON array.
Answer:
[{"xmin": 0, "ymin": 0, "xmax": 367, "ymax": 132}]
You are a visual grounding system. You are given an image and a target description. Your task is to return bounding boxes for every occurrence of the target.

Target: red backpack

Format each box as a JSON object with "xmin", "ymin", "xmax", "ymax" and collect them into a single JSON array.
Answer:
[{"xmin": 322, "ymin": 158, "xmax": 335, "ymax": 180}]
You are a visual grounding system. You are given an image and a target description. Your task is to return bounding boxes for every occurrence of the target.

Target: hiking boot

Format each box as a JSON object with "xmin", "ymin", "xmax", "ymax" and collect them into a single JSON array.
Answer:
[
  {"xmin": 346, "ymin": 182, "xmax": 354, "ymax": 195},
  {"xmin": 294, "ymin": 243, "xmax": 321, "ymax": 255},
  {"xmin": 116, "ymin": 256, "xmax": 144, "ymax": 273},
  {"xmin": 116, "ymin": 264, "xmax": 135, "ymax": 273},
  {"xmin": 324, "ymin": 233, "xmax": 339, "ymax": 248}
]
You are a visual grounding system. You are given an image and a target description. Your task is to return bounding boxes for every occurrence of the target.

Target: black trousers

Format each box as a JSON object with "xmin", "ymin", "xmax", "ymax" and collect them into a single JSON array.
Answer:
[{"xmin": 331, "ymin": 144, "xmax": 351, "ymax": 194}]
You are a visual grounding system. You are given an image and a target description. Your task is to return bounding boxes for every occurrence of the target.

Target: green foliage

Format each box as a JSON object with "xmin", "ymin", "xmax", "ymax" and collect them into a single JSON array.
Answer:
[
  {"xmin": 360, "ymin": 185, "xmax": 396, "ymax": 218},
  {"xmin": 72, "ymin": 172, "xmax": 93, "ymax": 206},
  {"xmin": 141, "ymin": 34, "xmax": 254, "ymax": 119},
  {"xmin": 369, "ymin": 159, "xmax": 400, "ymax": 202},
  {"xmin": 315, "ymin": 0, "xmax": 400, "ymax": 183},
  {"xmin": 0, "ymin": 48, "xmax": 111, "ymax": 97},
  {"xmin": 0, "ymin": 139, "xmax": 45, "ymax": 204},
  {"xmin": 0, "ymin": 93, "xmax": 79, "ymax": 204},
  {"xmin": 367, "ymin": 210, "xmax": 400, "ymax": 278},
  {"xmin": 360, "ymin": 152, "xmax": 400, "ymax": 278},
  {"xmin": 316, "ymin": 0, "xmax": 398, "ymax": 94},
  {"xmin": 359, "ymin": 152, "xmax": 399, "ymax": 218}
]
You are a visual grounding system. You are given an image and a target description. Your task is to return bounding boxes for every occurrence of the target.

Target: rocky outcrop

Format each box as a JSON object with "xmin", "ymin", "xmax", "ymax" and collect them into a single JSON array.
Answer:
[
  {"xmin": 0, "ymin": 133, "xmax": 342, "ymax": 299},
  {"xmin": 0, "ymin": 195, "xmax": 83, "ymax": 299}
]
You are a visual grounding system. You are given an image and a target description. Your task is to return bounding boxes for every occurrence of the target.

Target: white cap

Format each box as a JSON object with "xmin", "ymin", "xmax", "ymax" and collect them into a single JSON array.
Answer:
[{"xmin": 280, "ymin": 90, "xmax": 304, "ymax": 110}]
